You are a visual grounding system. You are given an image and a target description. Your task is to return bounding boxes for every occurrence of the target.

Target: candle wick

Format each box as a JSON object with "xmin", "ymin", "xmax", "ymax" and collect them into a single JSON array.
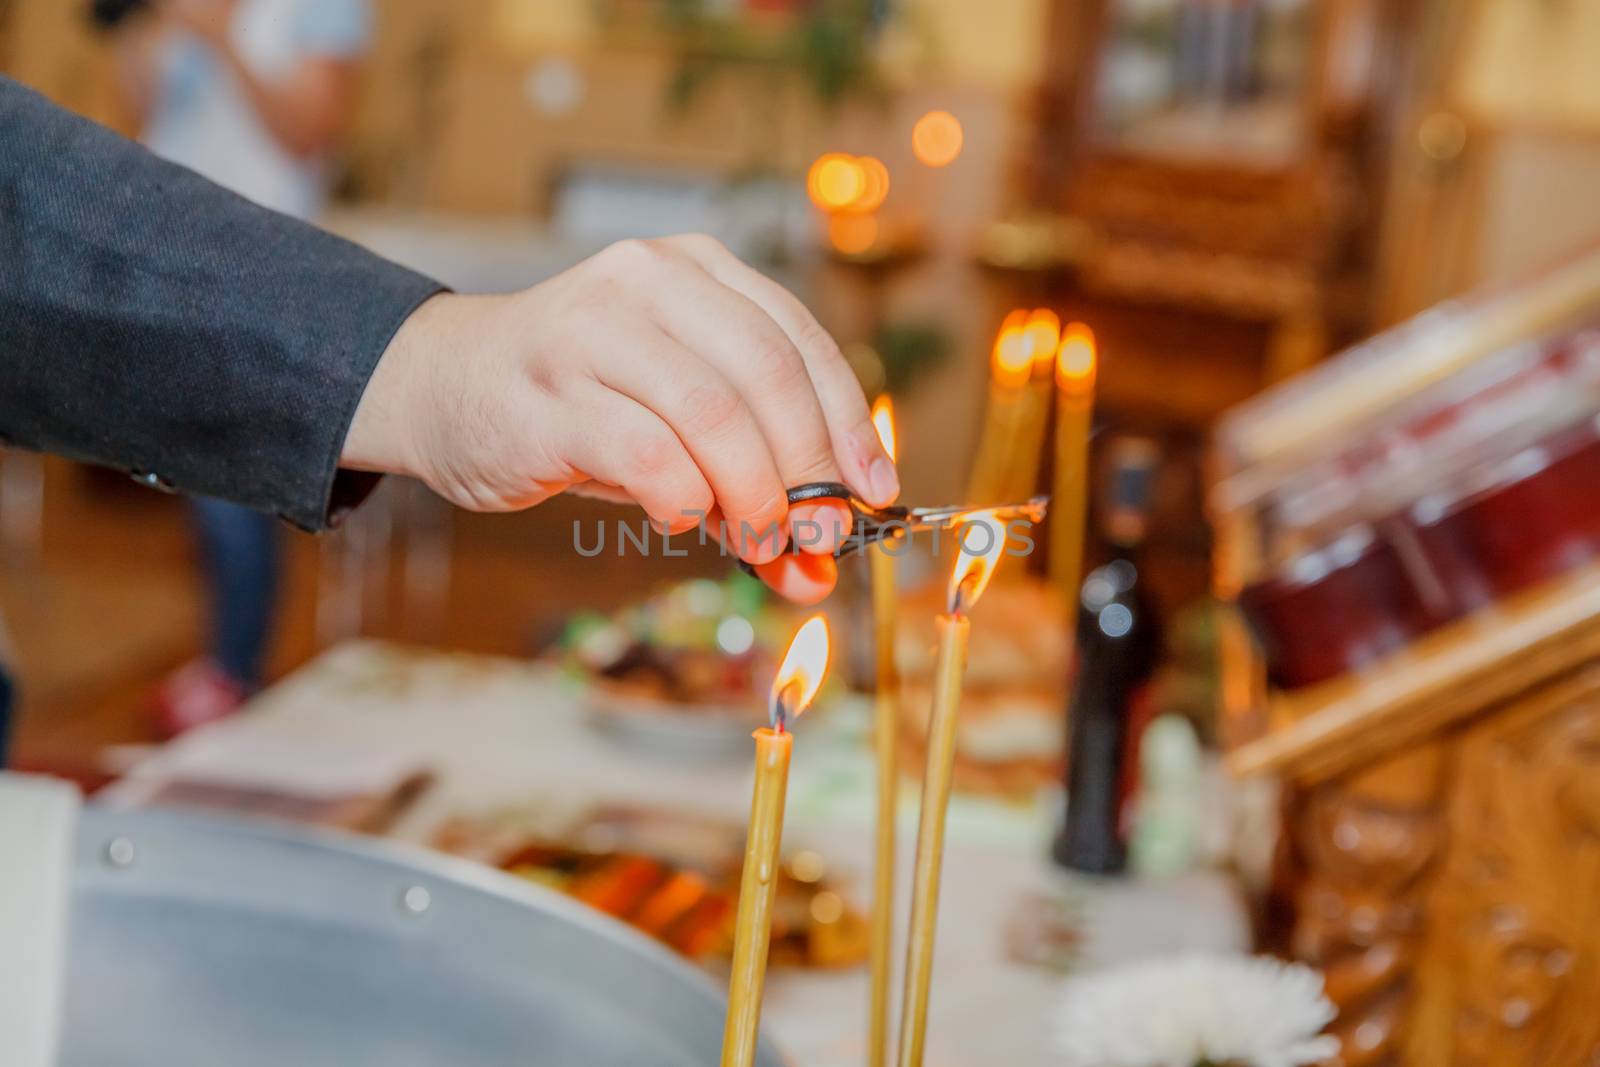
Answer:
[
  {"xmin": 948, "ymin": 574, "xmax": 979, "ymax": 617},
  {"xmin": 769, "ymin": 681, "xmax": 802, "ymax": 732}
]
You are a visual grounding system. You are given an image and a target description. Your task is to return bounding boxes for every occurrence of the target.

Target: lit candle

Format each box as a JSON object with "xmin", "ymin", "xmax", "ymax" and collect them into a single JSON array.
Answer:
[
  {"xmin": 721, "ymin": 615, "xmax": 831, "ymax": 1067},
  {"xmin": 1001, "ymin": 309, "xmax": 1061, "ymax": 504},
  {"xmin": 867, "ymin": 395, "xmax": 899, "ymax": 1067},
  {"xmin": 897, "ymin": 514, "xmax": 1007, "ymax": 1067},
  {"xmin": 966, "ymin": 311, "xmax": 1031, "ymax": 505},
  {"xmin": 1052, "ymin": 323, "xmax": 1097, "ymax": 610}
]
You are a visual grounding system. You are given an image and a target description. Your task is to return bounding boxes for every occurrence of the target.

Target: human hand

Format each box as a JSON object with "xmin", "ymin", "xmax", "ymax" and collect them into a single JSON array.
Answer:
[
  {"xmin": 157, "ymin": 0, "xmax": 236, "ymax": 47},
  {"xmin": 344, "ymin": 235, "xmax": 900, "ymax": 604}
]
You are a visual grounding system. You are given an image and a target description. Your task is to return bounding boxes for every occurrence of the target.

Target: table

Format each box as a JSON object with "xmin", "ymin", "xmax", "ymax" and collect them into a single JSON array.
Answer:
[{"xmin": 111, "ymin": 641, "xmax": 1249, "ymax": 1067}]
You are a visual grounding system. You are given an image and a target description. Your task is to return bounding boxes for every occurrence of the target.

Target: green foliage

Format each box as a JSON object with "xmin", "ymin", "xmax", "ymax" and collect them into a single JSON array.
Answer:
[
  {"xmin": 874, "ymin": 320, "xmax": 952, "ymax": 395},
  {"xmin": 654, "ymin": 0, "xmax": 886, "ymax": 113}
]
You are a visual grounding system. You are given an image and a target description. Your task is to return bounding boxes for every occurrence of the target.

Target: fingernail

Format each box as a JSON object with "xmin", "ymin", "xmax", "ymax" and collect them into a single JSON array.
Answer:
[
  {"xmin": 741, "ymin": 519, "xmax": 788, "ymax": 565},
  {"xmin": 867, "ymin": 457, "xmax": 900, "ymax": 506},
  {"xmin": 790, "ymin": 502, "xmax": 849, "ymax": 555}
]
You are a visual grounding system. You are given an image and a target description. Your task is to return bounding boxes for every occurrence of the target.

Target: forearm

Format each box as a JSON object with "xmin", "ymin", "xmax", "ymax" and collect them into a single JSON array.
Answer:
[{"xmin": 0, "ymin": 76, "xmax": 444, "ymax": 529}]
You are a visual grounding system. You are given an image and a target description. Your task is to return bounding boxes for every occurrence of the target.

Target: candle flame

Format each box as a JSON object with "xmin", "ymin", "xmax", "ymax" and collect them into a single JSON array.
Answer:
[
  {"xmin": 947, "ymin": 511, "xmax": 1006, "ymax": 615},
  {"xmin": 871, "ymin": 395, "xmax": 897, "ymax": 462},
  {"xmin": 1056, "ymin": 322, "xmax": 1097, "ymax": 392},
  {"xmin": 1021, "ymin": 309, "xmax": 1061, "ymax": 369},
  {"xmin": 770, "ymin": 614, "xmax": 831, "ymax": 730},
  {"xmin": 992, "ymin": 310, "xmax": 1032, "ymax": 389}
]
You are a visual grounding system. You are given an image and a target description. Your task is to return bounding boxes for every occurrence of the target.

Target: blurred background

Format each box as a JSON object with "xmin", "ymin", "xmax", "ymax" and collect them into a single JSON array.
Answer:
[
  {"xmin": 8, "ymin": 0, "xmax": 1599, "ymax": 770},
  {"xmin": 6, "ymin": 5, "xmax": 1600, "ymax": 1063}
]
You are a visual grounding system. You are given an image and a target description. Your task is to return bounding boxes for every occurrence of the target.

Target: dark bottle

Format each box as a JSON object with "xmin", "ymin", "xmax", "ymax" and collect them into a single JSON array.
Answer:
[{"xmin": 1052, "ymin": 438, "xmax": 1163, "ymax": 874}]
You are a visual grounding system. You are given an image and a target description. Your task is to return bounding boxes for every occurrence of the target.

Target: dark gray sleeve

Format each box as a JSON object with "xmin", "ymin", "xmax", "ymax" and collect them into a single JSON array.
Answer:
[{"xmin": 0, "ymin": 76, "xmax": 446, "ymax": 531}]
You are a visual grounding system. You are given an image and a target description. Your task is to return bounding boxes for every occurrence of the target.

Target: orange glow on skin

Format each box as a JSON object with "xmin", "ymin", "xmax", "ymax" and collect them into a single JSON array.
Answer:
[
  {"xmin": 912, "ymin": 110, "xmax": 964, "ymax": 168},
  {"xmin": 947, "ymin": 511, "xmax": 1006, "ymax": 615},
  {"xmin": 871, "ymin": 395, "xmax": 897, "ymax": 462},
  {"xmin": 770, "ymin": 614, "xmax": 831, "ymax": 730},
  {"xmin": 1056, "ymin": 322, "xmax": 1097, "ymax": 394}
]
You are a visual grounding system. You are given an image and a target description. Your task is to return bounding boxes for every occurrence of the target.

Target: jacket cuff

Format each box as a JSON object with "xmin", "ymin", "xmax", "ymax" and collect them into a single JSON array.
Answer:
[{"xmin": 292, "ymin": 281, "xmax": 446, "ymax": 532}]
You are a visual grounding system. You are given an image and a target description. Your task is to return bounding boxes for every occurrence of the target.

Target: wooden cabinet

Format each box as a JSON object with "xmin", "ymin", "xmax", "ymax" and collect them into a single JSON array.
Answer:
[{"xmin": 1227, "ymin": 532, "xmax": 1600, "ymax": 1065}]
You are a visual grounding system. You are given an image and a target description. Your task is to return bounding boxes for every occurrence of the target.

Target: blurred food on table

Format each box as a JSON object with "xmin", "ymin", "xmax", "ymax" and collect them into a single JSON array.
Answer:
[{"xmin": 434, "ymin": 803, "xmax": 867, "ymax": 967}]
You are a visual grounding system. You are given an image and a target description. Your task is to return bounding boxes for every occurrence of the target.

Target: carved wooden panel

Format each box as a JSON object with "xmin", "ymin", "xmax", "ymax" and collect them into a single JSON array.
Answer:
[
  {"xmin": 1290, "ymin": 744, "xmax": 1450, "ymax": 1067},
  {"xmin": 1409, "ymin": 666, "xmax": 1600, "ymax": 1067}
]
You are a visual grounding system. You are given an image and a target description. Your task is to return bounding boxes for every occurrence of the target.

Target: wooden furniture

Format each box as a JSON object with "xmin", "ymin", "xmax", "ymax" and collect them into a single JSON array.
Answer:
[
  {"xmin": 1227, "ymin": 569, "xmax": 1600, "ymax": 1067},
  {"xmin": 1214, "ymin": 249, "xmax": 1600, "ymax": 1066},
  {"xmin": 1375, "ymin": 0, "xmax": 1600, "ymax": 325},
  {"xmin": 990, "ymin": 0, "xmax": 1434, "ymax": 429}
]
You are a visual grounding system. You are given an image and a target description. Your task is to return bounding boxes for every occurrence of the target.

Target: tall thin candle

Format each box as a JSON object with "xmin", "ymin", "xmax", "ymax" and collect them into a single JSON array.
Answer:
[
  {"xmin": 1001, "ymin": 309, "xmax": 1061, "ymax": 503},
  {"xmin": 1051, "ymin": 323, "xmax": 1097, "ymax": 609},
  {"xmin": 897, "ymin": 514, "xmax": 1008, "ymax": 1067},
  {"xmin": 967, "ymin": 312, "xmax": 1031, "ymax": 505},
  {"xmin": 721, "ymin": 615, "xmax": 830, "ymax": 1067},
  {"xmin": 867, "ymin": 396, "xmax": 900, "ymax": 1067}
]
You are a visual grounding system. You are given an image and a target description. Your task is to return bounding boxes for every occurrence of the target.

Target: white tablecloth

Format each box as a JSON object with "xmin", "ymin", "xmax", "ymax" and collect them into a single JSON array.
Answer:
[{"xmin": 112, "ymin": 641, "xmax": 1250, "ymax": 1067}]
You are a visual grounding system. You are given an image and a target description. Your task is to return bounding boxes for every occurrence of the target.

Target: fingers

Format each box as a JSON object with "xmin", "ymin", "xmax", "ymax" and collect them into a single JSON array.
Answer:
[
  {"xmin": 631, "ymin": 252, "xmax": 854, "ymax": 554},
  {"xmin": 559, "ymin": 386, "xmax": 713, "ymax": 536},
  {"xmin": 753, "ymin": 552, "xmax": 838, "ymax": 605},
  {"xmin": 585, "ymin": 315, "xmax": 791, "ymax": 563},
  {"xmin": 664, "ymin": 234, "xmax": 900, "ymax": 507}
]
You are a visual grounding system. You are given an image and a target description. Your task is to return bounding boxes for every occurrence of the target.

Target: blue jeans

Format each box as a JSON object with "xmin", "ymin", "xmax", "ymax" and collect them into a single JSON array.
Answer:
[{"xmin": 192, "ymin": 498, "xmax": 280, "ymax": 689}]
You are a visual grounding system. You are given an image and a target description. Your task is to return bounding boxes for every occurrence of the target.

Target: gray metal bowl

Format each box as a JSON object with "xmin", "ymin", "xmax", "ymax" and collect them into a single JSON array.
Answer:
[{"xmin": 62, "ymin": 807, "xmax": 783, "ymax": 1067}]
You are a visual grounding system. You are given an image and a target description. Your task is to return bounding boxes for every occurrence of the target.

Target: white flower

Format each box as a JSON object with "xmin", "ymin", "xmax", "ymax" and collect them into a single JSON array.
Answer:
[{"xmin": 1053, "ymin": 953, "xmax": 1340, "ymax": 1067}]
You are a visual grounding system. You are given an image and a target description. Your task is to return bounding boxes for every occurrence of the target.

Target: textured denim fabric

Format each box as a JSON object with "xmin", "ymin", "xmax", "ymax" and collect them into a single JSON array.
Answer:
[{"xmin": 0, "ymin": 76, "xmax": 445, "ymax": 530}]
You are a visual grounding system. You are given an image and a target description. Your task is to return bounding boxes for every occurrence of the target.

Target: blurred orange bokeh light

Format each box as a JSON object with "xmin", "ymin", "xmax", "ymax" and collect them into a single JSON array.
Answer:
[
  {"xmin": 809, "ymin": 153, "xmax": 866, "ymax": 211},
  {"xmin": 808, "ymin": 152, "xmax": 889, "ymax": 214},
  {"xmin": 854, "ymin": 156, "xmax": 890, "ymax": 213},
  {"xmin": 912, "ymin": 110, "xmax": 964, "ymax": 168},
  {"xmin": 828, "ymin": 213, "xmax": 880, "ymax": 255}
]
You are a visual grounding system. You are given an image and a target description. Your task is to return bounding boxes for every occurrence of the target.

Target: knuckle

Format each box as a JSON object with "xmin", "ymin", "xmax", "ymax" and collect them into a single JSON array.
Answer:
[
  {"xmin": 795, "ymin": 315, "xmax": 844, "ymax": 364},
  {"xmin": 751, "ymin": 337, "xmax": 807, "ymax": 387},
  {"xmin": 748, "ymin": 485, "xmax": 789, "ymax": 528},
  {"xmin": 792, "ymin": 438, "xmax": 840, "ymax": 479},
  {"xmin": 626, "ymin": 430, "xmax": 679, "ymax": 481},
  {"xmin": 682, "ymin": 482, "xmax": 715, "ymax": 518},
  {"xmin": 569, "ymin": 271, "xmax": 623, "ymax": 315},
  {"xmin": 602, "ymin": 237, "xmax": 668, "ymax": 274},
  {"xmin": 675, "ymin": 232, "xmax": 728, "ymax": 258},
  {"xmin": 679, "ymin": 383, "xmax": 745, "ymax": 439}
]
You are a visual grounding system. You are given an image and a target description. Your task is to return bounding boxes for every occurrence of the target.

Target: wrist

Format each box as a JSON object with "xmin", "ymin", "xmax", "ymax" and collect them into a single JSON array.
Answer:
[{"xmin": 342, "ymin": 291, "xmax": 457, "ymax": 480}]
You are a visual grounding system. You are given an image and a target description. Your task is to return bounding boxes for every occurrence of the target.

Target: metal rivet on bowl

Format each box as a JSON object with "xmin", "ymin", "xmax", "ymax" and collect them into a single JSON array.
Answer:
[
  {"xmin": 105, "ymin": 837, "xmax": 137, "ymax": 868},
  {"xmin": 400, "ymin": 885, "xmax": 432, "ymax": 915}
]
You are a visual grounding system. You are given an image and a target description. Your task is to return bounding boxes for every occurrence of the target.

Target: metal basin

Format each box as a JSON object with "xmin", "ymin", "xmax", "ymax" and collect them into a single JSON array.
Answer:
[{"xmin": 61, "ymin": 807, "xmax": 782, "ymax": 1066}]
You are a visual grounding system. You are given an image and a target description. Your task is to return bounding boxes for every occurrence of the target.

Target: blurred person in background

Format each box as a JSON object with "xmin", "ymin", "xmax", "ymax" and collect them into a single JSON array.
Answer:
[{"xmin": 104, "ymin": 0, "xmax": 372, "ymax": 735}]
